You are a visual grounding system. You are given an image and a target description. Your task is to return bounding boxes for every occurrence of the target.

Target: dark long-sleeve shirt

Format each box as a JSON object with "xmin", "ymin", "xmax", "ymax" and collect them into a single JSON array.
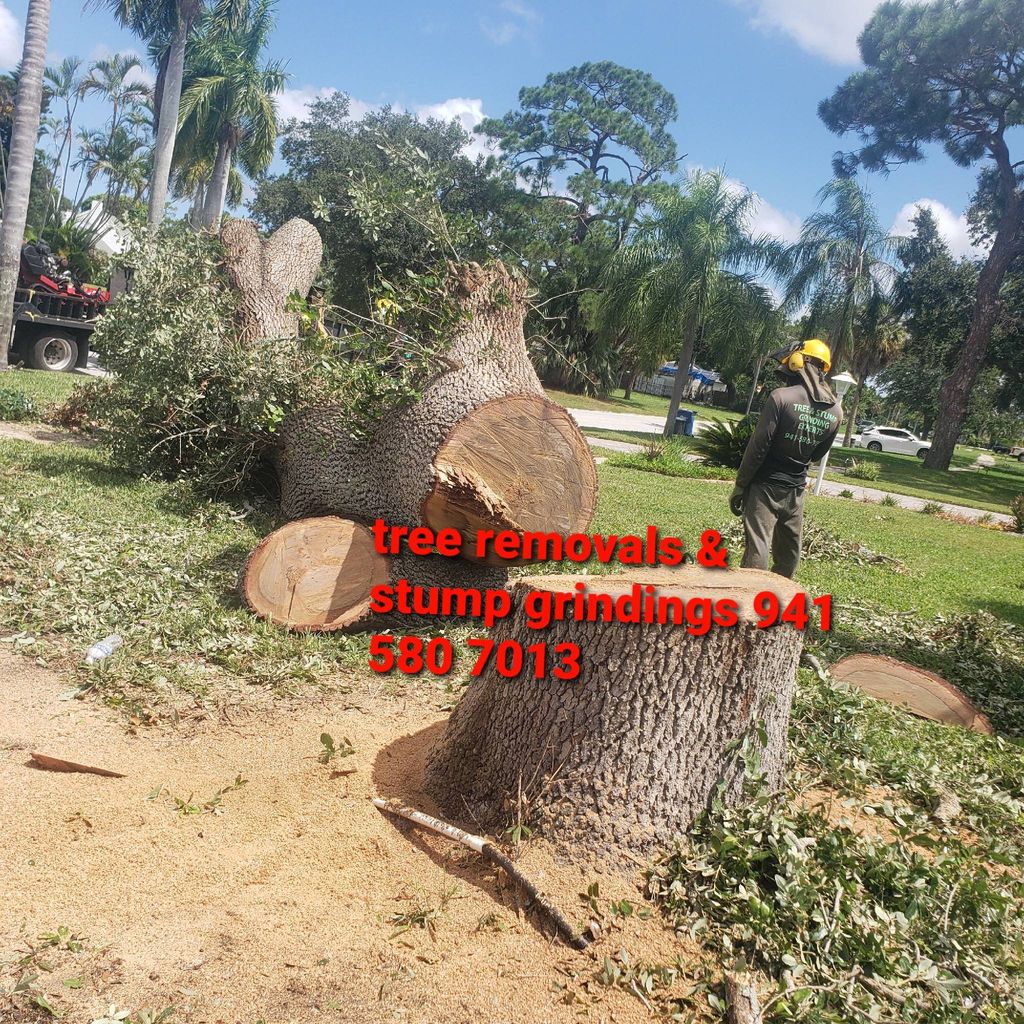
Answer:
[{"xmin": 736, "ymin": 383, "xmax": 843, "ymax": 490}]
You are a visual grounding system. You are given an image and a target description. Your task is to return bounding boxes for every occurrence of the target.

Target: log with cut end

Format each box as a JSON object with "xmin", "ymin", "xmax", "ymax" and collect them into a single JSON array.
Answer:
[
  {"xmin": 240, "ymin": 515, "xmax": 508, "ymax": 631},
  {"xmin": 241, "ymin": 517, "xmax": 391, "ymax": 631},
  {"xmin": 424, "ymin": 567, "xmax": 806, "ymax": 865},
  {"xmin": 276, "ymin": 263, "xmax": 598, "ymax": 563}
]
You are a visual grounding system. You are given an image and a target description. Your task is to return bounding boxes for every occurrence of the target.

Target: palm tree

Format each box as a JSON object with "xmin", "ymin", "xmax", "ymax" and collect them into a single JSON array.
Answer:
[
  {"xmin": 43, "ymin": 57, "xmax": 84, "ymax": 223},
  {"xmin": 80, "ymin": 53, "xmax": 150, "ymax": 153},
  {"xmin": 597, "ymin": 169, "xmax": 783, "ymax": 434},
  {"xmin": 177, "ymin": 0, "xmax": 285, "ymax": 229},
  {"xmin": 0, "ymin": 0, "xmax": 52, "ymax": 372},
  {"xmin": 784, "ymin": 178, "xmax": 902, "ymax": 375},
  {"xmin": 841, "ymin": 295, "xmax": 906, "ymax": 446},
  {"xmin": 96, "ymin": 0, "xmax": 206, "ymax": 234}
]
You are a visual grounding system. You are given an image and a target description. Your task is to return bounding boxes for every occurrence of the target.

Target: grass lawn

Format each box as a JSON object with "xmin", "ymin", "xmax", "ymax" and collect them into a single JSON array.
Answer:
[
  {"xmin": 594, "ymin": 464, "xmax": 1024, "ymax": 628},
  {"xmin": 0, "ymin": 367, "xmax": 83, "ymax": 416},
  {"xmin": 826, "ymin": 445, "xmax": 1024, "ymax": 514},
  {"xmin": 2, "ymin": 437, "xmax": 1023, "ymax": 1020},
  {"xmin": 545, "ymin": 385, "xmax": 743, "ymax": 424}
]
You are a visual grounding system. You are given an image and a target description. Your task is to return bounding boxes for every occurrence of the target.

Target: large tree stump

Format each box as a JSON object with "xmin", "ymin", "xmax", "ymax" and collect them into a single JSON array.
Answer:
[
  {"xmin": 424, "ymin": 568, "xmax": 806, "ymax": 865},
  {"xmin": 220, "ymin": 217, "xmax": 324, "ymax": 343}
]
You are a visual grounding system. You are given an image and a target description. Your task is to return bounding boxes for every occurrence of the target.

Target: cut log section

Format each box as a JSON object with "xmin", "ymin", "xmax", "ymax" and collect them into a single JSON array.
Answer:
[
  {"xmin": 276, "ymin": 263, "xmax": 598, "ymax": 568},
  {"xmin": 425, "ymin": 567, "xmax": 807, "ymax": 865},
  {"xmin": 830, "ymin": 654, "xmax": 993, "ymax": 734},
  {"xmin": 241, "ymin": 517, "xmax": 390, "ymax": 631},
  {"xmin": 421, "ymin": 394, "xmax": 599, "ymax": 564}
]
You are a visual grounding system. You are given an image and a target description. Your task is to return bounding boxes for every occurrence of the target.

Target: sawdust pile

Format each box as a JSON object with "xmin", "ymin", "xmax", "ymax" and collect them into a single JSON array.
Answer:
[{"xmin": 0, "ymin": 651, "xmax": 697, "ymax": 1023}]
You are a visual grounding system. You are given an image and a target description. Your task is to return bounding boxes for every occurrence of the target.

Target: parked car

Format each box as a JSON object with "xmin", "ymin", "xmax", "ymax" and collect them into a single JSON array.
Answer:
[
  {"xmin": 1010, "ymin": 445, "xmax": 1024, "ymax": 462},
  {"xmin": 855, "ymin": 426, "xmax": 931, "ymax": 458},
  {"xmin": 855, "ymin": 418, "xmax": 876, "ymax": 434},
  {"xmin": 990, "ymin": 441, "xmax": 1011, "ymax": 454}
]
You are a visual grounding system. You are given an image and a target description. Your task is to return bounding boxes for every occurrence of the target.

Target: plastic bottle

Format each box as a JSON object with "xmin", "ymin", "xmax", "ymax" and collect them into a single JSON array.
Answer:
[{"xmin": 85, "ymin": 633, "xmax": 123, "ymax": 665}]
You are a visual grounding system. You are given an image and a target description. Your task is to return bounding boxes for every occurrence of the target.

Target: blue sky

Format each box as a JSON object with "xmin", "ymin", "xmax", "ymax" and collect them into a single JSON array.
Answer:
[{"xmin": 0, "ymin": 0, "xmax": 987, "ymax": 256}]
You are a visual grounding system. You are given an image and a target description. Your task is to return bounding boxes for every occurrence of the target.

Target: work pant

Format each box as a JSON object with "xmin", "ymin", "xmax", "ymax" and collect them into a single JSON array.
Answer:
[{"xmin": 740, "ymin": 479, "xmax": 804, "ymax": 579}]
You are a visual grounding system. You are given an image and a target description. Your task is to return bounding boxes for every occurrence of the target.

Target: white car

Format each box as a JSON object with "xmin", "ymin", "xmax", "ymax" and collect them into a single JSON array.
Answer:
[{"xmin": 856, "ymin": 426, "xmax": 931, "ymax": 458}]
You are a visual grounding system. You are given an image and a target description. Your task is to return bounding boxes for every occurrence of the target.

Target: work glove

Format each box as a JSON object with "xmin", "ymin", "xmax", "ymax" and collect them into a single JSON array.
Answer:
[{"xmin": 729, "ymin": 485, "xmax": 745, "ymax": 517}]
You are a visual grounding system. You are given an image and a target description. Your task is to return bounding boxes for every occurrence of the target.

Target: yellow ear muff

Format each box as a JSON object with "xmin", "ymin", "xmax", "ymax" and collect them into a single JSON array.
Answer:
[{"xmin": 787, "ymin": 351, "xmax": 804, "ymax": 371}]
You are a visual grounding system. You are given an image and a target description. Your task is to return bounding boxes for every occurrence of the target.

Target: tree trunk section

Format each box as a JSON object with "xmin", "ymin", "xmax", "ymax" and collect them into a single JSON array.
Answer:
[
  {"xmin": 240, "ymin": 517, "xmax": 391, "ymax": 631},
  {"xmin": 424, "ymin": 568, "xmax": 805, "ymax": 865},
  {"xmin": 202, "ymin": 137, "xmax": 232, "ymax": 230},
  {"xmin": 277, "ymin": 262, "xmax": 598, "ymax": 565},
  {"xmin": 0, "ymin": 0, "xmax": 51, "ymax": 372},
  {"xmin": 220, "ymin": 217, "xmax": 324, "ymax": 343},
  {"xmin": 663, "ymin": 321, "xmax": 698, "ymax": 435},
  {"xmin": 147, "ymin": 20, "xmax": 187, "ymax": 235},
  {"xmin": 924, "ymin": 193, "xmax": 1021, "ymax": 470}
]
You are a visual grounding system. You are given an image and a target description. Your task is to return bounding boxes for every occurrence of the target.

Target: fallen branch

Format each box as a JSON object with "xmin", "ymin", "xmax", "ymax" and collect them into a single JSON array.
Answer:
[{"xmin": 372, "ymin": 796, "xmax": 589, "ymax": 951}]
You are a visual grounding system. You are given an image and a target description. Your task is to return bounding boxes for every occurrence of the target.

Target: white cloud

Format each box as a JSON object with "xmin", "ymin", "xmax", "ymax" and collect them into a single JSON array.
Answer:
[
  {"xmin": 748, "ymin": 194, "xmax": 803, "ymax": 243},
  {"xmin": 729, "ymin": 0, "xmax": 884, "ymax": 64},
  {"xmin": 0, "ymin": 2, "xmax": 20, "ymax": 70},
  {"xmin": 890, "ymin": 198, "xmax": 987, "ymax": 259},
  {"xmin": 415, "ymin": 97, "xmax": 495, "ymax": 160},
  {"xmin": 698, "ymin": 166, "xmax": 804, "ymax": 243},
  {"xmin": 480, "ymin": 0, "xmax": 541, "ymax": 46},
  {"xmin": 276, "ymin": 85, "xmax": 373, "ymax": 123}
]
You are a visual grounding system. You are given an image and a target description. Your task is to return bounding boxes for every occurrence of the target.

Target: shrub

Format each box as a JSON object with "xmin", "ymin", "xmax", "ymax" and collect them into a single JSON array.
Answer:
[
  {"xmin": 844, "ymin": 458, "xmax": 881, "ymax": 481},
  {"xmin": 610, "ymin": 438, "xmax": 728, "ymax": 480},
  {"xmin": 879, "ymin": 493, "xmax": 899, "ymax": 507},
  {"xmin": 86, "ymin": 225, "xmax": 451, "ymax": 497},
  {"xmin": 839, "ymin": 488, "xmax": 855, "ymax": 498},
  {"xmin": 0, "ymin": 386, "xmax": 36, "ymax": 421},
  {"xmin": 921, "ymin": 501, "xmax": 943, "ymax": 515},
  {"xmin": 689, "ymin": 416, "xmax": 756, "ymax": 468},
  {"xmin": 1011, "ymin": 494, "xmax": 1024, "ymax": 533}
]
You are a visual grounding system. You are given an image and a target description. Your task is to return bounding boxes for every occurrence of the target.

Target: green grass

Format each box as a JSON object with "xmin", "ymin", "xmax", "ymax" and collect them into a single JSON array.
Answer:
[
  {"xmin": 826, "ymin": 446, "xmax": 1024, "ymax": 514},
  {"xmin": 593, "ymin": 465, "xmax": 1024, "ymax": 626},
  {"xmin": 545, "ymin": 385, "xmax": 743, "ymax": 424},
  {"xmin": 0, "ymin": 368, "xmax": 83, "ymax": 418},
  {"xmin": 0, "ymin": 438, "xmax": 364, "ymax": 719},
  {"xmin": 582, "ymin": 426, "xmax": 658, "ymax": 446}
]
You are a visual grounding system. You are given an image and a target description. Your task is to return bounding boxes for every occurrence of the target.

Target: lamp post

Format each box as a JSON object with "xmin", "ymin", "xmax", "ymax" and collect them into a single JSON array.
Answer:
[{"xmin": 813, "ymin": 371, "xmax": 857, "ymax": 496}]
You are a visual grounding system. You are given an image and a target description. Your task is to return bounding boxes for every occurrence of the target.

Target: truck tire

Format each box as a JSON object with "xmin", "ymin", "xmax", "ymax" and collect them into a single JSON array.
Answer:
[
  {"xmin": 29, "ymin": 330, "xmax": 79, "ymax": 372},
  {"xmin": 1018, "ymin": 453, "xmax": 1024, "ymax": 463}
]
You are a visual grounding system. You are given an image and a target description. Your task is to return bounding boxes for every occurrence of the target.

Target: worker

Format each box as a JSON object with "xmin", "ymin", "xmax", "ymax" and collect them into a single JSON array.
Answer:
[{"xmin": 729, "ymin": 339, "xmax": 842, "ymax": 578}]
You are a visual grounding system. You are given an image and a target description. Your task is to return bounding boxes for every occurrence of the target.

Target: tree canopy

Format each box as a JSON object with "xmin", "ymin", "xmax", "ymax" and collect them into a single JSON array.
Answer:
[{"xmin": 820, "ymin": 0, "xmax": 1024, "ymax": 467}]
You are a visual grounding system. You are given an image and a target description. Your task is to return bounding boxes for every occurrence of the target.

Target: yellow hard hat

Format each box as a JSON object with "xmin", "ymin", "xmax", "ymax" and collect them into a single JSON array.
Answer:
[{"xmin": 781, "ymin": 338, "xmax": 832, "ymax": 374}]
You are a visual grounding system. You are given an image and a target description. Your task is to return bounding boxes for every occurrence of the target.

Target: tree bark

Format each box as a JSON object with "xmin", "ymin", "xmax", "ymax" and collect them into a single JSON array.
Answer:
[
  {"xmin": 0, "ymin": 0, "xmax": 51, "ymax": 372},
  {"xmin": 147, "ymin": 16, "xmax": 188, "ymax": 235},
  {"xmin": 924, "ymin": 222, "xmax": 1022, "ymax": 469},
  {"xmin": 425, "ymin": 568, "xmax": 805, "ymax": 865},
  {"xmin": 842, "ymin": 380, "xmax": 864, "ymax": 448},
  {"xmin": 274, "ymin": 263, "xmax": 598, "ymax": 569},
  {"xmin": 663, "ymin": 319, "xmax": 698, "ymax": 435},
  {"xmin": 219, "ymin": 217, "xmax": 324, "ymax": 343},
  {"xmin": 201, "ymin": 137, "xmax": 232, "ymax": 230}
]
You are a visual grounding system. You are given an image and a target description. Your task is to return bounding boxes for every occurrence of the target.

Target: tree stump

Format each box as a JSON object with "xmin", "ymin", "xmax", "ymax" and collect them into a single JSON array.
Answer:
[
  {"xmin": 240, "ymin": 517, "xmax": 391, "ymax": 631},
  {"xmin": 424, "ymin": 567, "xmax": 806, "ymax": 865}
]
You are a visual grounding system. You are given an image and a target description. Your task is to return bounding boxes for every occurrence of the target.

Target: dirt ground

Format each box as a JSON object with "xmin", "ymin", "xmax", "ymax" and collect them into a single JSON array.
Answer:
[{"xmin": 0, "ymin": 650, "xmax": 695, "ymax": 1024}]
